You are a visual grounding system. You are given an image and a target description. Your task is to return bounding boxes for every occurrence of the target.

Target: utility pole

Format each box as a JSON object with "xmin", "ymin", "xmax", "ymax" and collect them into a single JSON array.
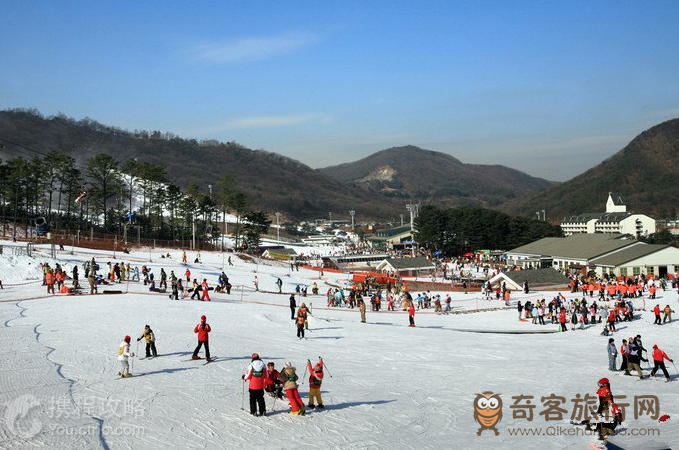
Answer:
[{"xmin": 275, "ymin": 211, "xmax": 281, "ymax": 243}]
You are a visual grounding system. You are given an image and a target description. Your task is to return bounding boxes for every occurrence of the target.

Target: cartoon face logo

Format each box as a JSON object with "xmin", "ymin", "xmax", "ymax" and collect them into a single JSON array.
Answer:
[{"xmin": 474, "ymin": 391, "xmax": 502, "ymax": 436}]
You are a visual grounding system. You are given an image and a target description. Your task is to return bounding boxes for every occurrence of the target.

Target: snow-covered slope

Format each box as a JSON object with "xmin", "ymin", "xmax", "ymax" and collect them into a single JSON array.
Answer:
[{"xmin": 0, "ymin": 240, "xmax": 677, "ymax": 449}]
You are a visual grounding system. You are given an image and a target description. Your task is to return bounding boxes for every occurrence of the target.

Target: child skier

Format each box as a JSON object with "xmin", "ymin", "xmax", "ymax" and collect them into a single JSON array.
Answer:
[
  {"xmin": 118, "ymin": 335, "xmax": 135, "ymax": 377},
  {"xmin": 408, "ymin": 302, "xmax": 415, "ymax": 327},
  {"xmin": 264, "ymin": 362, "xmax": 283, "ymax": 398},
  {"xmin": 137, "ymin": 325, "xmax": 158, "ymax": 358},
  {"xmin": 296, "ymin": 313, "xmax": 306, "ymax": 339},
  {"xmin": 192, "ymin": 315, "xmax": 211, "ymax": 361},
  {"xmin": 278, "ymin": 362, "xmax": 305, "ymax": 415},
  {"xmin": 242, "ymin": 353, "xmax": 269, "ymax": 416},
  {"xmin": 306, "ymin": 358, "xmax": 324, "ymax": 409}
]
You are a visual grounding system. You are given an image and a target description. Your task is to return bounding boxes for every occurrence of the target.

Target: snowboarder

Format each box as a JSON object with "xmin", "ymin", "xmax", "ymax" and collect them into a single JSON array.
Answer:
[
  {"xmin": 118, "ymin": 335, "xmax": 135, "ymax": 377},
  {"xmin": 650, "ymin": 344, "xmax": 673, "ymax": 381},
  {"xmin": 278, "ymin": 362, "xmax": 305, "ymax": 415},
  {"xmin": 607, "ymin": 338, "xmax": 617, "ymax": 371},
  {"xmin": 137, "ymin": 325, "xmax": 158, "ymax": 358},
  {"xmin": 289, "ymin": 294, "xmax": 296, "ymax": 320},
  {"xmin": 192, "ymin": 315, "xmax": 211, "ymax": 361},
  {"xmin": 306, "ymin": 358, "xmax": 324, "ymax": 409},
  {"xmin": 242, "ymin": 353, "xmax": 269, "ymax": 416}
]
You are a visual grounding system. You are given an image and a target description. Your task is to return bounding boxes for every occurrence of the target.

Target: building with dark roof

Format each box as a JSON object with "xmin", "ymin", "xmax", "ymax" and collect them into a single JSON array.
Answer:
[{"xmin": 506, "ymin": 233, "xmax": 679, "ymax": 278}]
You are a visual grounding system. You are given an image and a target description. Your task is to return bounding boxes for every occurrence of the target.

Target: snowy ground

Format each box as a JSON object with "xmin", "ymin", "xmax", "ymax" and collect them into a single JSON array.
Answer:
[{"xmin": 0, "ymin": 240, "xmax": 677, "ymax": 450}]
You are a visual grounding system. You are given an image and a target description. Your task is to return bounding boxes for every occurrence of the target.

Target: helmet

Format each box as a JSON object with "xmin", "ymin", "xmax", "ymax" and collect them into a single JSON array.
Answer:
[
  {"xmin": 201, "ymin": 315, "xmax": 206, "ymax": 321},
  {"xmin": 124, "ymin": 335, "xmax": 131, "ymax": 342},
  {"xmin": 251, "ymin": 353, "xmax": 259, "ymax": 361},
  {"xmin": 598, "ymin": 377, "xmax": 609, "ymax": 385}
]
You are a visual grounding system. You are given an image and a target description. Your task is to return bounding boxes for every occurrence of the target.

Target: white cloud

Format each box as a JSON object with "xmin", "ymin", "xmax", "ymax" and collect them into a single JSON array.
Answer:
[
  {"xmin": 225, "ymin": 113, "xmax": 331, "ymax": 129},
  {"xmin": 190, "ymin": 32, "xmax": 315, "ymax": 64}
]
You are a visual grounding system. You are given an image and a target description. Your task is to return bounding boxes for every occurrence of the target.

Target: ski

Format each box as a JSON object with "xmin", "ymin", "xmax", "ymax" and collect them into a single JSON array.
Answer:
[{"xmin": 203, "ymin": 356, "xmax": 217, "ymax": 365}]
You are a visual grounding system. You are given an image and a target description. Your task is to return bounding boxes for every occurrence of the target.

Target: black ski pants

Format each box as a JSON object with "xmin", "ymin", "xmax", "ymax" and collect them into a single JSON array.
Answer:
[
  {"xmin": 249, "ymin": 389, "xmax": 266, "ymax": 415},
  {"xmin": 650, "ymin": 360, "xmax": 670, "ymax": 379},
  {"xmin": 193, "ymin": 340, "xmax": 210, "ymax": 359}
]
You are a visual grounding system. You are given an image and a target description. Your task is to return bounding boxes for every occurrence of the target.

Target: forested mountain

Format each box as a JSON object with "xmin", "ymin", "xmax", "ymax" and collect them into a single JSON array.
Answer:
[
  {"xmin": 319, "ymin": 145, "xmax": 555, "ymax": 208},
  {"xmin": 502, "ymin": 119, "xmax": 679, "ymax": 221},
  {"xmin": 0, "ymin": 109, "xmax": 400, "ymax": 220}
]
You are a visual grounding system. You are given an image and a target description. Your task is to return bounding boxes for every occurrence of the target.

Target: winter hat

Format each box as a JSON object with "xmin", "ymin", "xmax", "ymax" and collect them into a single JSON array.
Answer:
[
  {"xmin": 145, "ymin": 324, "xmax": 150, "ymax": 329},
  {"xmin": 598, "ymin": 377, "xmax": 609, "ymax": 385},
  {"xmin": 285, "ymin": 362, "xmax": 292, "ymax": 368},
  {"xmin": 124, "ymin": 335, "xmax": 131, "ymax": 342},
  {"xmin": 201, "ymin": 315, "xmax": 206, "ymax": 321},
  {"xmin": 267, "ymin": 361, "xmax": 275, "ymax": 367},
  {"xmin": 653, "ymin": 344, "xmax": 658, "ymax": 349}
]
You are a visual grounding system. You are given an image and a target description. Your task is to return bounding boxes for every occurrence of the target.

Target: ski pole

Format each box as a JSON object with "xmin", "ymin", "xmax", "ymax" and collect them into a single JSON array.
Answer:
[
  {"xmin": 240, "ymin": 379, "xmax": 245, "ymax": 410},
  {"xmin": 301, "ymin": 365, "xmax": 308, "ymax": 385},
  {"xmin": 320, "ymin": 356, "xmax": 333, "ymax": 378},
  {"xmin": 271, "ymin": 388, "xmax": 278, "ymax": 412},
  {"xmin": 672, "ymin": 361, "xmax": 678, "ymax": 374}
]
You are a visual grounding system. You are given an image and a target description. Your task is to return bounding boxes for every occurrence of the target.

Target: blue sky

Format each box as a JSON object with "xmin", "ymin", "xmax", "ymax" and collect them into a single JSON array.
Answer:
[{"xmin": 1, "ymin": 1, "xmax": 678, "ymax": 181}]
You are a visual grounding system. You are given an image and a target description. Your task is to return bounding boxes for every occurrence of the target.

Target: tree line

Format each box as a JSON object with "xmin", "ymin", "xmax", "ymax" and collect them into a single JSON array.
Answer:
[
  {"xmin": 414, "ymin": 205, "xmax": 563, "ymax": 255},
  {"xmin": 0, "ymin": 152, "xmax": 272, "ymax": 250}
]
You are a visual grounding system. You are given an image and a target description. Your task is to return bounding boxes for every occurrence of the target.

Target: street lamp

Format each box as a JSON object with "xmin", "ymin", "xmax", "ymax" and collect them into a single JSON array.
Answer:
[
  {"xmin": 275, "ymin": 211, "xmax": 281, "ymax": 243},
  {"xmin": 349, "ymin": 210, "xmax": 355, "ymax": 230}
]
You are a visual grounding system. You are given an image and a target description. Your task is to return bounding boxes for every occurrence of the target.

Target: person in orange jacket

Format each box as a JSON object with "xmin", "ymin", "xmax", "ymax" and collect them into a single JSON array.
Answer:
[
  {"xmin": 650, "ymin": 344, "xmax": 673, "ymax": 382},
  {"xmin": 595, "ymin": 377, "xmax": 614, "ymax": 416},
  {"xmin": 45, "ymin": 270, "xmax": 55, "ymax": 294},
  {"xmin": 306, "ymin": 358, "xmax": 324, "ymax": 409},
  {"xmin": 559, "ymin": 308, "xmax": 567, "ymax": 332},
  {"xmin": 408, "ymin": 302, "xmax": 416, "ymax": 327},
  {"xmin": 264, "ymin": 362, "xmax": 283, "ymax": 398},
  {"xmin": 201, "ymin": 278, "xmax": 210, "ymax": 301}
]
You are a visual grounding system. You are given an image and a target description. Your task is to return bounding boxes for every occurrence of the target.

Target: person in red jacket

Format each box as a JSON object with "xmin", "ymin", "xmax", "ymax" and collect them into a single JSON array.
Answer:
[
  {"xmin": 201, "ymin": 279, "xmax": 211, "ymax": 301},
  {"xmin": 192, "ymin": 315, "xmax": 211, "ymax": 361},
  {"xmin": 264, "ymin": 362, "xmax": 283, "ymax": 398},
  {"xmin": 408, "ymin": 302, "xmax": 416, "ymax": 327},
  {"xmin": 306, "ymin": 358, "xmax": 324, "ymax": 409},
  {"xmin": 242, "ymin": 353, "xmax": 269, "ymax": 416},
  {"xmin": 650, "ymin": 344, "xmax": 673, "ymax": 382},
  {"xmin": 653, "ymin": 304, "xmax": 662, "ymax": 325},
  {"xmin": 559, "ymin": 308, "xmax": 567, "ymax": 332},
  {"xmin": 595, "ymin": 377, "xmax": 614, "ymax": 416},
  {"xmin": 607, "ymin": 309, "xmax": 617, "ymax": 332}
]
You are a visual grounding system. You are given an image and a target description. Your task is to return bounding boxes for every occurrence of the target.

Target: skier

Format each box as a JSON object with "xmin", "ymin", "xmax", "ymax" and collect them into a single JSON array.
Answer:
[
  {"xmin": 201, "ymin": 279, "xmax": 211, "ymax": 301},
  {"xmin": 182, "ymin": 251, "xmax": 187, "ymax": 264},
  {"xmin": 185, "ymin": 268, "xmax": 191, "ymax": 283},
  {"xmin": 297, "ymin": 303, "xmax": 309, "ymax": 330},
  {"xmin": 626, "ymin": 339, "xmax": 644, "ymax": 379},
  {"xmin": 296, "ymin": 313, "xmax": 306, "ymax": 339},
  {"xmin": 253, "ymin": 276, "xmax": 259, "ymax": 292},
  {"xmin": 46, "ymin": 269, "xmax": 55, "ymax": 294},
  {"xmin": 597, "ymin": 402, "xmax": 623, "ymax": 445},
  {"xmin": 650, "ymin": 344, "xmax": 673, "ymax": 382},
  {"xmin": 264, "ymin": 362, "xmax": 283, "ymax": 398},
  {"xmin": 607, "ymin": 338, "xmax": 617, "ymax": 371},
  {"xmin": 620, "ymin": 339, "xmax": 630, "ymax": 375},
  {"xmin": 242, "ymin": 353, "xmax": 269, "ymax": 416},
  {"xmin": 117, "ymin": 335, "xmax": 135, "ymax": 377},
  {"xmin": 137, "ymin": 325, "xmax": 158, "ymax": 358},
  {"xmin": 306, "ymin": 358, "xmax": 324, "ymax": 409},
  {"xmin": 192, "ymin": 315, "xmax": 211, "ymax": 361},
  {"xmin": 359, "ymin": 298, "xmax": 366, "ymax": 323},
  {"xmin": 72, "ymin": 265, "xmax": 79, "ymax": 289},
  {"xmin": 276, "ymin": 277, "xmax": 283, "ymax": 293},
  {"xmin": 278, "ymin": 362, "xmax": 305, "ymax": 415},
  {"xmin": 289, "ymin": 294, "xmax": 297, "ymax": 320},
  {"xmin": 653, "ymin": 304, "xmax": 662, "ymax": 325}
]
